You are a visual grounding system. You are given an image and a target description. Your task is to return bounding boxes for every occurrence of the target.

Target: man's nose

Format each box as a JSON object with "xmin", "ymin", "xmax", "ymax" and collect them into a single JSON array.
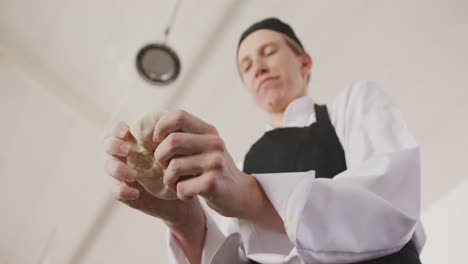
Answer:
[{"xmin": 254, "ymin": 63, "xmax": 269, "ymax": 79}]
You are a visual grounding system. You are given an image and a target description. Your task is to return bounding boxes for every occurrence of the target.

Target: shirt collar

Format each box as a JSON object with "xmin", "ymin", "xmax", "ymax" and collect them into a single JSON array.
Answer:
[{"xmin": 265, "ymin": 95, "xmax": 315, "ymax": 131}]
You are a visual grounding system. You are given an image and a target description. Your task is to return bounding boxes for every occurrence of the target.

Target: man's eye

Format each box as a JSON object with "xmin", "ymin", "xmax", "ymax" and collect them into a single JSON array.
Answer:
[{"xmin": 265, "ymin": 47, "xmax": 277, "ymax": 55}]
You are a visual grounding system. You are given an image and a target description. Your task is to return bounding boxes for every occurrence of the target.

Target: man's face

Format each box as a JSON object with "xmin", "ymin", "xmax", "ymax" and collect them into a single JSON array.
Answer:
[{"xmin": 237, "ymin": 29, "xmax": 311, "ymax": 113}]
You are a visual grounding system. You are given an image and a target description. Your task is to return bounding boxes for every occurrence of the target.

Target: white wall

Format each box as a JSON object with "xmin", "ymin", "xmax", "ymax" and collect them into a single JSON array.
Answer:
[
  {"xmin": 420, "ymin": 177, "xmax": 468, "ymax": 263},
  {"xmin": 0, "ymin": 46, "xmax": 169, "ymax": 263}
]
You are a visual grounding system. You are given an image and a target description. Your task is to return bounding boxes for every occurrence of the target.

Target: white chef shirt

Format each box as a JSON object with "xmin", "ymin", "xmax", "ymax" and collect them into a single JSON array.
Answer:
[{"xmin": 166, "ymin": 80, "xmax": 426, "ymax": 264}]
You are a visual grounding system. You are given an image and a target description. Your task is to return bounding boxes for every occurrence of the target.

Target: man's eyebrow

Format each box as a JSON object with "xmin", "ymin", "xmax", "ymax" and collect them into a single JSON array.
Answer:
[{"xmin": 239, "ymin": 41, "xmax": 278, "ymax": 65}]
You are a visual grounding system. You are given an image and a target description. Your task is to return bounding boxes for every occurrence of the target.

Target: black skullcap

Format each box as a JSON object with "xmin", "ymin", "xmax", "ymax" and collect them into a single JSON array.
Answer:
[{"xmin": 238, "ymin": 17, "xmax": 304, "ymax": 50}]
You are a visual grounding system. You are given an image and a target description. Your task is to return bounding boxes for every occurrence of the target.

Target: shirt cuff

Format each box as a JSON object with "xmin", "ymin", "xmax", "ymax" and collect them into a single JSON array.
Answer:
[
  {"xmin": 166, "ymin": 229, "xmax": 189, "ymax": 264},
  {"xmin": 254, "ymin": 171, "xmax": 316, "ymax": 242},
  {"xmin": 201, "ymin": 212, "xmax": 230, "ymax": 263},
  {"xmin": 238, "ymin": 171, "xmax": 315, "ymax": 262},
  {"xmin": 166, "ymin": 210, "xmax": 242, "ymax": 264}
]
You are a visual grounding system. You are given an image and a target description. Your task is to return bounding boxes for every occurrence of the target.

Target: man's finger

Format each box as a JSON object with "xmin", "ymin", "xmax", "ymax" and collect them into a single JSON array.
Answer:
[
  {"xmin": 104, "ymin": 157, "xmax": 138, "ymax": 182},
  {"xmin": 112, "ymin": 183, "xmax": 140, "ymax": 201},
  {"xmin": 112, "ymin": 122, "xmax": 133, "ymax": 140},
  {"xmin": 176, "ymin": 171, "xmax": 218, "ymax": 200},
  {"xmin": 163, "ymin": 154, "xmax": 209, "ymax": 192},
  {"xmin": 153, "ymin": 110, "xmax": 217, "ymax": 143},
  {"xmin": 154, "ymin": 133, "xmax": 224, "ymax": 168},
  {"xmin": 104, "ymin": 137, "xmax": 131, "ymax": 157}
]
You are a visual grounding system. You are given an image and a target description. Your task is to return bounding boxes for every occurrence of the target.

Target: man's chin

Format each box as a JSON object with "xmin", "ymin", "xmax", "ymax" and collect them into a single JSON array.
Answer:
[{"xmin": 264, "ymin": 99, "xmax": 287, "ymax": 113}]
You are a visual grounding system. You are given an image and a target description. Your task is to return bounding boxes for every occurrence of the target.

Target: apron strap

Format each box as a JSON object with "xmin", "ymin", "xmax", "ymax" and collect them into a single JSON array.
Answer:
[{"xmin": 314, "ymin": 104, "xmax": 330, "ymax": 124}]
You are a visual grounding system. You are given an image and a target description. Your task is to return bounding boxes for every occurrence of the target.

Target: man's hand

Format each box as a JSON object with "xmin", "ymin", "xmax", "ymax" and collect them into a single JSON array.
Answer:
[
  {"xmin": 152, "ymin": 110, "xmax": 281, "ymax": 231},
  {"xmin": 104, "ymin": 122, "xmax": 190, "ymax": 222},
  {"xmin": 103, "ymin": 122, "xmax": 206, "ymax": 263}
]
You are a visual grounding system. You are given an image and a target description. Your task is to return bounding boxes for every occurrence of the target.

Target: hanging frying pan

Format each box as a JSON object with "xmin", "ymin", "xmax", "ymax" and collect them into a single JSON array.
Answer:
[
  {"xmin": 136, "ymin": 43, "xmax": 181, "ymax": 85},
  {"xmin": 136, "ymin": 0, "xmax": 183, "ymax": 86}
]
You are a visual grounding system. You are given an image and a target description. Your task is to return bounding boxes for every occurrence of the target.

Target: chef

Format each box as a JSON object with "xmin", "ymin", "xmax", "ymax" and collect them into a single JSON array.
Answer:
[{"xmin": 104, "ymin": 17, "xmax": 426, "ymax": 263}]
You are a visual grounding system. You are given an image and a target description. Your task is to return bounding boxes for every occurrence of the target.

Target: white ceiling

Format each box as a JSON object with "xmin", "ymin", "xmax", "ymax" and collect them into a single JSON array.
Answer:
[{"xmin": 1, "ymin": 0, "xmax": 467, "ymax": 211}]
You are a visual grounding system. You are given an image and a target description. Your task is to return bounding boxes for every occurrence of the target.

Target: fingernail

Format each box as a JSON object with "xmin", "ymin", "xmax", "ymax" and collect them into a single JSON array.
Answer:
[
  {"xmin": 126, "ymin": 169, "xmax": 137, "ymax": 181},
  {"xmin": 125, "ymin": 188, "xmax": 139, "ymax": 200},
  {"xmin": 119, "ymin": 143, "xmax": 130, "ymax": 156},
  {"xmin": 117, "ymin": 123, "xmax": 127, "ymax": 138}
]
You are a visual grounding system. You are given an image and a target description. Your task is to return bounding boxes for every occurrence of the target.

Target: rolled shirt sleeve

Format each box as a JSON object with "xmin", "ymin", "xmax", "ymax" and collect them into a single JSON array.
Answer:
[{"xmin": 166, "ymin": 206, "xmax": 247, "ymax": 264}]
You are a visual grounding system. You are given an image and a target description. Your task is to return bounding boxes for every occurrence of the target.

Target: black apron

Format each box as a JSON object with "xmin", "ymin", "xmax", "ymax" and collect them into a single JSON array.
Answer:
[{"xmin": 243, "ymin": 104, "xmax": 421, "ymax": 264}]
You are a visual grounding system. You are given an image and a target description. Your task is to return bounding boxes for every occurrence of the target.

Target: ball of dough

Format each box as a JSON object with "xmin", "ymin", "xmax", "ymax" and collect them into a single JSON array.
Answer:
[{"xmin": 127, "ymin": 112, "xmax": 178, "ymax": 200}]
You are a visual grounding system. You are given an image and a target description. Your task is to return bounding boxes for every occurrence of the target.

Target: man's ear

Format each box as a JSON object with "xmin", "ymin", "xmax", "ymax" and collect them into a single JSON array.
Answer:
[{"xmin": 301, "ymin": 53, "xmax": 313, "ymax": 78}]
